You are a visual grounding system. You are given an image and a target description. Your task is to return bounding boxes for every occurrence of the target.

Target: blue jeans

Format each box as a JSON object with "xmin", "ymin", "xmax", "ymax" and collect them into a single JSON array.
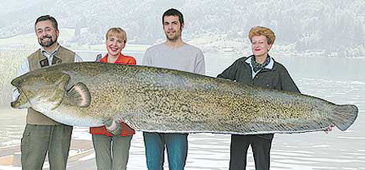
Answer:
[{"xmin": 143, "ymin": 132, "xmax": 188, "ymax": 170}]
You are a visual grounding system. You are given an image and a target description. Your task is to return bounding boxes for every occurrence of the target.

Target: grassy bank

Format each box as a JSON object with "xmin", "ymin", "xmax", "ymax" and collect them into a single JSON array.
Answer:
[{"xmin": 0, "ymin": 51, "xmax": 28, "ymax": 107}]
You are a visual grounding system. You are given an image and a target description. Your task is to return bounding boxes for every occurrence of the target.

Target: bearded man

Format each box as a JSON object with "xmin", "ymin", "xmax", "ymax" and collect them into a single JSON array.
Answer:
[{"xmin": 12, "ymin": 15, "xmax": 83, "ymax": 170}]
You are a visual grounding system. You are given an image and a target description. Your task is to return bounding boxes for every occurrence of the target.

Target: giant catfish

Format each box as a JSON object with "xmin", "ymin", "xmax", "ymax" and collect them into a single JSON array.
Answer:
[{"xmin": 10, "ymin": 62, "xmax": 358, "ymax": 135}]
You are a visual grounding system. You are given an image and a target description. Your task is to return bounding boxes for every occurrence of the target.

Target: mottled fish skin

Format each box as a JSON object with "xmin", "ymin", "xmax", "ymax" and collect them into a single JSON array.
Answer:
[{"xmin": 11, "ymin": 62, "xmax": 358, "ymax": 135}]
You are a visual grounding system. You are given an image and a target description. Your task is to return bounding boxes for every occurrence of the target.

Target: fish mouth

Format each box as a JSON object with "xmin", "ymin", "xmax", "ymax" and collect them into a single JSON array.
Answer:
[{"xmin": 10, "ymin": 86, "xmax": 31, "ymax": 109}]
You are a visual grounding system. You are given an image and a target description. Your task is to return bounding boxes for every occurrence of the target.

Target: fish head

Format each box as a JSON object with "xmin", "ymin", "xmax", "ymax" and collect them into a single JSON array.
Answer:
[{"xmin": 11, "ymin": 71, "xmax": 70, "ymax": 112}]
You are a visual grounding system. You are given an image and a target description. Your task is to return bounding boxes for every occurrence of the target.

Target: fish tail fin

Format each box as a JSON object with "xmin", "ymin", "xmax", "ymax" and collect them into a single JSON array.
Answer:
[{"xmin": 331, "ymin": 104, "xmax": 358, "ymax": 131}]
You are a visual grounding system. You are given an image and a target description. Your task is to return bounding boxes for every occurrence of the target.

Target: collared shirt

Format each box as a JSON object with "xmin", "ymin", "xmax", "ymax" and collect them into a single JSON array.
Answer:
[
  {"xmin": 41, "ymin": 45, "xmax": 60, "ymax": 60},
  {"xmin": 245, "ymin": 55, "xmax": 274, "ymax": 79},
  {"xmin": 12, "ymin": 45, "xmax": 83, "ymax": 101},
  {"xmin": 16, "ymin": 44, "xmax": 83, "ymax": 76}
]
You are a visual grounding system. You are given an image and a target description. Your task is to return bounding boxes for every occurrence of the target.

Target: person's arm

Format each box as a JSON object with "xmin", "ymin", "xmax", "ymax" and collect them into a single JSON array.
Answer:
[
  {"xmin": 194, "ymin": 50, "xmax": 205, "ymax": 75},
  {"xmin": 12, "ymin": 59, "xmax": 30, "ymax": 101},
  {"xmin": 217, "ymin": 59, "xmax": 239, "ymax": 81},
  {"xmin": 128, "ymin": 57, "xmax": 137, "ymax": 65},
  {"xmin": 280, "ymin": 67, "xmax": 300, "ymax": 93},
  {"xmin": 74, "ymin": 53, "xmax": 83, "ymax": 62},
  {"xmin": 142, "ymin": 48, "xmax": 153, "ymax": 66}
]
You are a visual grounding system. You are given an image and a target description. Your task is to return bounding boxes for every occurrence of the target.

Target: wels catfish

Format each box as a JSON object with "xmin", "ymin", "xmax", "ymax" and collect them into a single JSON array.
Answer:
[{"xmin": 11, "ymin": 62, "xmax": 358, "ymax": 135}]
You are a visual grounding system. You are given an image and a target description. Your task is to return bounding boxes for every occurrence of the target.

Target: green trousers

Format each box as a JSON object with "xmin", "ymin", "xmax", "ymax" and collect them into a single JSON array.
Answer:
[
  {"xmin": 21, "ymin": 124, "xmax": 73, "ymax": 170},
  {"xmin": 92, "ymin": 134, "xmax": 133, "ymax": 170}
]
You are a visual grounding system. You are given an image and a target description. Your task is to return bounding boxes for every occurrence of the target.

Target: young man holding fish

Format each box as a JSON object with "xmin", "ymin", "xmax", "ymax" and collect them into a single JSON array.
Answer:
[{"xmin": 142, "ymin": 8, "xmax": 205, "ymax": 170}]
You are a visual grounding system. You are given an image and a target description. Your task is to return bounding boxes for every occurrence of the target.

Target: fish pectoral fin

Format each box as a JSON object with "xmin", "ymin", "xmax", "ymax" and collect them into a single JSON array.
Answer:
[
  {"xmin": 67, "ymin": 82, "xmax": 91, "ymax": 107},
  {"xmin": 105, "ymin": 119, "xmax": 122, "ymax": 135}
]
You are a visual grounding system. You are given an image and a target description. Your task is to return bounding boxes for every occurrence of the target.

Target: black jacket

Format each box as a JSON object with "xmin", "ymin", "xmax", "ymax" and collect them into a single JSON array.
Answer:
[{"xmin": 217, "ymin": 55, "xmax": 300, "ymax": 139}]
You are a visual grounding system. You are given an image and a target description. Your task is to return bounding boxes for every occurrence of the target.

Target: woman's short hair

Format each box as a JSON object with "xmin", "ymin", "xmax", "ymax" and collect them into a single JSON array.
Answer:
[
  {"xmin": 106, "ymin": 27, "xmax": 127, "ymax": 43},
  {"xmin": 248, "ymin": 26, "xmax": 276, "ymax": 45}
]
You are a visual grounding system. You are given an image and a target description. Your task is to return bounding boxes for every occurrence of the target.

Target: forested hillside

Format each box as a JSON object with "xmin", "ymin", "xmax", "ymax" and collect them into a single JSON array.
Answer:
[{"xmin": 0, "ymin": 0, "xmax": 364, "ymax": 56}]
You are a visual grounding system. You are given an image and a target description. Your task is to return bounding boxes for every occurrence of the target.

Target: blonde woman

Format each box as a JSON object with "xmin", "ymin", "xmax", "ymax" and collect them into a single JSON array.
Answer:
[{"xmin": 90, "ymin": 27, "xmax": 136, "ymax": 170}]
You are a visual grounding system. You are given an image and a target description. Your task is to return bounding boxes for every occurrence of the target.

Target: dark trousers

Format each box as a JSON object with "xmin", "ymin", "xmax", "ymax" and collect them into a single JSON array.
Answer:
[{"xmin": 229, "ymin": 134, "xmax": 273, "ymax": 170}]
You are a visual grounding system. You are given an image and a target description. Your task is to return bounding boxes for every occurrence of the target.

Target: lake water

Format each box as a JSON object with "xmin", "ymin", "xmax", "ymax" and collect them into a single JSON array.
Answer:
[{"xmin": 0, "ymin": 51, "xmax": 364, "ymax": 170}]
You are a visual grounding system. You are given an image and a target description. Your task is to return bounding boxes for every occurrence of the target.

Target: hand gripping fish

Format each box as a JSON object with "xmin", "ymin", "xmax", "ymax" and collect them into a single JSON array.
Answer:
[{"xmin": 11, "ymin": 62, "xmax": 358, "ymax": 135}]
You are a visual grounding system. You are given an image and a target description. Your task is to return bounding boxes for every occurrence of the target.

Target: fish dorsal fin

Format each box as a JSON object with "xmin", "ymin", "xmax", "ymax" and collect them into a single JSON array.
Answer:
[{"xmin": 67, "ymin": 82, "xmax": 91, "ymax": 107}]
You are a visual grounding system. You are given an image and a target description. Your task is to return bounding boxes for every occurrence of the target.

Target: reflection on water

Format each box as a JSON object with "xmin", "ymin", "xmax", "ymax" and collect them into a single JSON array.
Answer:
[
  {"xmin": 1, "ymin": 52, "xmax": 365, "ymax": 170},
  {"xmin": 0, "ymin": 109, "xmax": 25, "ymax": 148}
]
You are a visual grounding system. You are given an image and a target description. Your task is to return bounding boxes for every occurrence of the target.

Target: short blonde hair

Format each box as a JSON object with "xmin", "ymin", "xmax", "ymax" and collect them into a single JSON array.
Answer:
[
  {"xmin": 248, "ymin": 26, "xmax": 276, "ymax": 45},
  {"xmin": 106, "ymin": 27, "xmax": 127, "ymax": 43}
]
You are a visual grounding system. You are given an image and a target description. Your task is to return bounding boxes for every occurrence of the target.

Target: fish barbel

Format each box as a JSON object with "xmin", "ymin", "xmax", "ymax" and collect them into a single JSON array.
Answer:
[{"xmin": 11, "ymin": 62, "xmax": 358, "ymax": 134}]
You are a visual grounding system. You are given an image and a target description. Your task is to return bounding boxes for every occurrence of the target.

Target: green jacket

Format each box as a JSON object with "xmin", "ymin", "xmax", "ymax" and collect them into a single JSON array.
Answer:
[{"xmin": 217, "ymin": 55, "xmax": 300, "ymax": 139}]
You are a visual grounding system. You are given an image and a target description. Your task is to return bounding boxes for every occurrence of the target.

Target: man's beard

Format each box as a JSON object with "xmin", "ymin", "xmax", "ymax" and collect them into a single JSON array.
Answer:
[
  {"xmin": 38, "ymin": 35, "xmax": 57, "ymax": 47},
  {"xmin": 165, "ymin": 31, "xmax": 180, "ymax": 42}
]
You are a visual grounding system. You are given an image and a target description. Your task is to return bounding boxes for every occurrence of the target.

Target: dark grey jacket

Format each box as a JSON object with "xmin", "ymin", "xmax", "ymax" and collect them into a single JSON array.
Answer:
[{"xmin": 217, "ymin": 55, "xmax": 300, "ymax": 139}]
